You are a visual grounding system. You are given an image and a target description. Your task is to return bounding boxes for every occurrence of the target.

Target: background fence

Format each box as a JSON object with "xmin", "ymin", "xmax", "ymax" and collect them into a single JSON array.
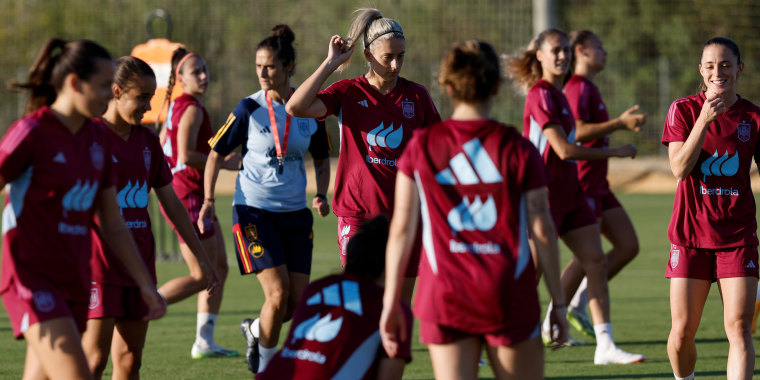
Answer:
[{"xmin": 4, "ymin": 0, "xmax": 760, "ymax": 155}]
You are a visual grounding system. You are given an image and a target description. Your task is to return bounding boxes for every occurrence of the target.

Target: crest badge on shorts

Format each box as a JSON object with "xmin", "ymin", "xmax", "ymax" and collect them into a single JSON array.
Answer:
[
  {"xmin": 670, "ymin": 248, "xmax": 680, "ymax": 269},
  {"xmin": 143, "ymin": 147, "xmax": 152, "ymax": 171},
  {"xmin": 402, "ymin": 101, "xmax": 415, "ymax": 119},
  {"xmin": 89, "ymin": 287, "xmax": 100, "ymax": 310},
  {"xmin": 248, "ymin": 241, "xmax": 264, "ymax": 258},
  {"xmin": 90, "ymin": 142, "xmax": 104, "ymax": 171},
  {"xmin": 737, "ymin": 122, "xmax": 751, "ymax": 143},
  {"xmin": 245, "ymin": 223, "xmax": 258, "ymax": 242},
  {"xmin": 33, "ymin": 290, "xmax": 56, "ymax": 312}
]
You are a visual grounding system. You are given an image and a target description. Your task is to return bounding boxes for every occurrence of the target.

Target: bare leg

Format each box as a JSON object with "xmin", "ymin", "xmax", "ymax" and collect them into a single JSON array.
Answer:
[
  {"xmin": 560, "ymin": 224, "xmax": 608, "ymax": 325},
  {"xmin": 255, "ymin": 265, "xmax": 290, "ymax": 349},
  {"xmin": 284, "ymin": 272, "xmax": 310, "ymax": 322},
  {"xmin": 487, "ymin": 337, "xmax": 543, "ymax": 380},
  {"xmin": 81, "ymin": 318, "xmax": 116, "ymax": 379},
  {"xmin": 110, "ymin": 319, "xmax": 149, "ymax": 380},
  {"xmin": 23, "ymin": 317, "xmax": 92, "ymax": 380},
  {"xmin": 667, "ymin": 277, "xmax": 711, "ymax": 377},
  {"xmin": 428, "ymin": 336, "xmax": 481, "ymax": 380},
  {"xmin": 717, "ymin": 277, "xmax": 757, "ymax": 380}
]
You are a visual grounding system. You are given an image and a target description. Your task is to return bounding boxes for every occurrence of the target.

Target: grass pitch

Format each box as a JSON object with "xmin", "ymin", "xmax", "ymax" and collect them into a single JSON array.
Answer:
[{"xmin": 1, "ymin": 193, "xmax": 759, "ymax": 379}]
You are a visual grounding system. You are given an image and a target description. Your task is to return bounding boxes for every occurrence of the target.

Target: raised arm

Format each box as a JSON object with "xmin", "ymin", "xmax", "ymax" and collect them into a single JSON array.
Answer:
[
  {"xmin": 96, "ymin": 187, "xmax": 166, "ymax": 320},
  {"xmin": 575, "ymin": 105, "xmax": 646, "ymax": 142},
  {"xmin": 380, "ymin": 172, "xmax": 419, "ymax": 358},
  {"xmin": 311, "ymin": 158, "xmax": 331, "ymax": 217},
  {"xmin": 668, "ymin": 93, "xmax": 726, "ymax": 180},
  {"xmin": 525, "ymin": 187, "xmax": 568, "ymax": 348},
  {"xmin": 543, "ymin": 123, "xmax": 636, "ymax": 161},
  {"xmin": 286, "ymin": 35, "xmax": 354, "ymax": 118}
]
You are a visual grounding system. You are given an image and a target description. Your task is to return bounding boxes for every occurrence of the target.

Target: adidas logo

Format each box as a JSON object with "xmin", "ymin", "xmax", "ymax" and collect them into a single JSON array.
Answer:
[
  {"xmin": 562, "ymin": 108, "xmax": 569, "ymax": 115},
  {"xmin": 358, "ymin": 100, "xmax": 368, "ymax": 108},
  {"xmin": 53, "ymin": 152, "xmax": 66, "ymax": 164},
  {"xmin": 747, "ymin": 261, "xmax": 757, "ymax": 269},
  {"xmin": 112, "ymin": 155, "xmax": 118, "ymax": 163},
  {"xmin": 367, "ymin": 122, "xmax": 402, "ymax": 151},
  {"xmin": 435, "ymin": 138, "xmax": 502, "ymax": 185},
  {"xmin": 701, "ymin": 150, "xmax": 739, "ymax": 182},
  {"xmin": 293, "ymin": 280, "xmax": 363, "ymax": 344},
  {"xmin": 599, "ymin": 104, "xmax": 606, "ymax": 110}
]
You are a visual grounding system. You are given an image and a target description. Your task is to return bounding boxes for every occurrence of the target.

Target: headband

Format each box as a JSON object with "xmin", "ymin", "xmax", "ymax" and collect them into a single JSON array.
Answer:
[
  {"xmin": 175, "ymin": 52, "xmax": 198, "ymax": 77},
  {"xmin": 365, "ymin": 30, "xmax": 403, "ymax": 48}
]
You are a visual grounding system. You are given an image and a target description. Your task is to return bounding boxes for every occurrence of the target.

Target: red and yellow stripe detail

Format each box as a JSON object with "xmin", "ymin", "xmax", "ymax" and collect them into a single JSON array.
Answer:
[{"xmin": 232, "ymin": 223, "xmax": 253, "ymax": 274}]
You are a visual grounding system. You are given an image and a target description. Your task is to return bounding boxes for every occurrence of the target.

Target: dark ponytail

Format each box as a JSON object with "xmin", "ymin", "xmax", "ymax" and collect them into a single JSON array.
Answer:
[
  {"xmin": 8, "ymin": 38, "xmax": 112, "ymax": 114},
  {"xmin": 154, "ymin": 47, "xmax": 190, "ymax": 130},
  {"xmin": 257, "ymin": 24, "xmax": 296, "ymax": 77}
]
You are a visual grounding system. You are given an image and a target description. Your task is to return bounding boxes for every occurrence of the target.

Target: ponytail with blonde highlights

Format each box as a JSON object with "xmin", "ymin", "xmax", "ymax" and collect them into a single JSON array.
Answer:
[{"xmin": 339, "ymin": 8, "xmax": 404, "ymax": 71}]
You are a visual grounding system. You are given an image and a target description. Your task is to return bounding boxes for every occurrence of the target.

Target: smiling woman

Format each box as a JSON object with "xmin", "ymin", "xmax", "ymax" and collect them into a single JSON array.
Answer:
[{"xmin": 662, "ymin": 37, "xmax": 759, "ymax": 380}]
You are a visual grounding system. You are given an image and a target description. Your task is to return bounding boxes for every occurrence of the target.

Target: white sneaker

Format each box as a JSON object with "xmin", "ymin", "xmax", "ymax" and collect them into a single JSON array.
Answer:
[
  {"xmin": 594, "ymin": 346, "xmax": 645, "ymax": 365},
  {"xmin": 191, "ymin": 341, "xmax": 240, "ymax": 359}
]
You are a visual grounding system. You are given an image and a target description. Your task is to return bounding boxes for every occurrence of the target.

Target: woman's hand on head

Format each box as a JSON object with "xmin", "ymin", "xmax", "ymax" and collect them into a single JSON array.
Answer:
[{"xmin": 326, "ymin": 35, "xmax": 354, "ymax": 68}]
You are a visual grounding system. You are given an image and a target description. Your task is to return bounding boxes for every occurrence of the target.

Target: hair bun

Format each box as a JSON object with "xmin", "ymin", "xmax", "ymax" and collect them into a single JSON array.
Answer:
[{"xmin": 271, "ymin": 24, "xmax": 295, "ymax": 45}]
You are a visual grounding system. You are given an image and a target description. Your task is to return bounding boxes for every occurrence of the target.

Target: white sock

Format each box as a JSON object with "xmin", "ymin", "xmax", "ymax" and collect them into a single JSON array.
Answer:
[
  {"xmin": 570, "ymin": 277, "xmax": 589, "ymax": 312},
  {"xmin": 593, "ymin": 323, "xmax": 614, "ymax": 352},
  {"xmin": 196, "ymin": 312, "xmax": 217, "ymax": 345},
  {"xmin": 675, "ymin": 372, "xmax": 694, "ymax": 380},
  {"xmin": 542, "ymin": 301, "xmax": 554, "ymax": 332},
  {"xmin": 258, "ymin": 345, "xmax": 277, "ymax": 372}
]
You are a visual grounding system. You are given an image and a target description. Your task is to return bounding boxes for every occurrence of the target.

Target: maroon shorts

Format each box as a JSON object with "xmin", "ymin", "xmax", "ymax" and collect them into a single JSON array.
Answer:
[
  {"xmin": 1, "ymin": 282, "xmax": 88, "ymax": 339},
  {"xmin": 419, "ymin": 319, "xmax": 541, "ymax": 347},
  {"xmin": 584, "ymin": 192, "xmax": 622, "ymax": 219},
  {"xmin": 87, "ymin": 281, "xmax": 149, "ymax": 320},
  {"xmin": 551, "ymin": 202, "xmax": 597, "ymax": 236},
  {"xmin": 666, "ymin": 243, "xmax": 759, "ymax": 281},
  {"xmin": 160, "ymin": 193, "xmax": 217, "ymax": 243},
  {"xmin": 338, "ymin": 216, "xmax": 421, "ymax": 277}
]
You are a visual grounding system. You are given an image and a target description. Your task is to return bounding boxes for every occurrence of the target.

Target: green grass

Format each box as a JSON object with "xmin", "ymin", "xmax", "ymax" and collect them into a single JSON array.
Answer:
[{"xmin": 1, "ymin": 193, "xmax": 759, "ymax": 379}]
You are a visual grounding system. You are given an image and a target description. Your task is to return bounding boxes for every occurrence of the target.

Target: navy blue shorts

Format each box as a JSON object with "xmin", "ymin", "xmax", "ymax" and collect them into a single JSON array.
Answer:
[{"xmin": 232, "ymin": 205, "xmax": 313, "ymax": 275}]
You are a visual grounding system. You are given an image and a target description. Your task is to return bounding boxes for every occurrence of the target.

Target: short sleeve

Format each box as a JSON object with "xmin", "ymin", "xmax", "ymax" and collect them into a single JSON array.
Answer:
[
  {"xmin": 566, "ymin": 80, "xmax": 591, "ymax": 121},
  {"xmin": 527, "ymin": 86, "xmax": 563, "ymax": 130},
  {"xmin": 307, "ymin": 119, "xmax": 331, "ymax": 160},
  {"xmin": 662, "ymin": 98, "xmax": 692, "ymax": 146},
  {"xmin": 0, "ymin": 118, "xmax": 37, "ymax": 184},
  {"xmin": 147, "ymin": 131, "xmax": 173, "ymax": 188},
  {"xmin": 210, "ymin": 98, "xmax": 257, "ymax": 156},
  {"xmin": 397, "ymin": 130, "xmax": 424, "ymax": 178},
  {"xmin": 419, "ymin": 87, "xmax": 441, "ymax": 127},
  {"xmin": 316, "ymin": 81, "xmax": 344, "ymax": 119}
]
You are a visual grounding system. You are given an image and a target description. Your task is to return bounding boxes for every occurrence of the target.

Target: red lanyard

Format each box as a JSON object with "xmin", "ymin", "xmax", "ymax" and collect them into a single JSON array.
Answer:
[{"xmin": 266, "ymin": 90, "xmax": 291, "ymax": 173}]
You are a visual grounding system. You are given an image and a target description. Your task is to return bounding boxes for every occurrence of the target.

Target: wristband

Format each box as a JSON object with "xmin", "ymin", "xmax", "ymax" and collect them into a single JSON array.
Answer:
[
  {"xmin": 203, "ymin": 197, "xmax": 215, "ymax": 203},
  {"xmin": 314, "ymin": 193, "xmax": 327, "ymax": 200}
]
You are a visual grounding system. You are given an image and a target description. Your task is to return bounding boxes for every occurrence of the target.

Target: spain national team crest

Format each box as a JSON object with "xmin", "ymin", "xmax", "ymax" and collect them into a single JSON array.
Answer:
[
  {"xmin": 298, "ymin": 119, "xmax": 310, "ymax": 137},
  {"xmin": 248, "ymin": 241, "xmax": 264, "ymax": 258},
  {"xmin": 401, "ymin": 101, "xmax": 415, "ymax": 119},
  {"xmin": 143, "ymin": 147, "xmax": 152, "ymax": 171},
  {"xmin": 90, "ymin": 142, "xmax": 104, "ymax": 171},
  {"xmin": 245, "ymin": 223, "xmax": 258, "ymax": 242},
  {"xmin": 670, "ymin": 248, "xmax": 680, "ymax": 269},
  {"xmin": 89, "ymin": 287, "xmax": 100, "ymax": 310},
  {"xmin": 738, "ymin": 122, "xmax": 751, "ymax": 143}
]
